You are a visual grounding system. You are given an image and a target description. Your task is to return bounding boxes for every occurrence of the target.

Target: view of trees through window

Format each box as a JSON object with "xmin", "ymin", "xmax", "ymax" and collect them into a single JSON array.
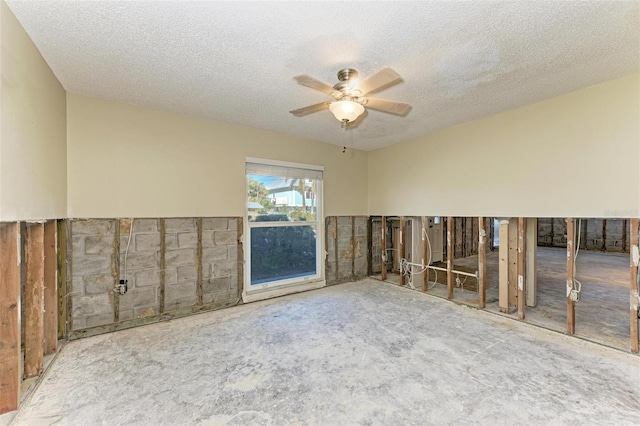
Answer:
[{"xmin": 247, "ymin": 173, "xmax": 320, "ymax": 286}]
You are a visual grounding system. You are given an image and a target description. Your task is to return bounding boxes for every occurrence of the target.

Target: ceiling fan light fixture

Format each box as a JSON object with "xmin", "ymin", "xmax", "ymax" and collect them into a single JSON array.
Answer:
[{"xmin": 329, "ymin": 99, "xmax": 364, "ymax": 123}]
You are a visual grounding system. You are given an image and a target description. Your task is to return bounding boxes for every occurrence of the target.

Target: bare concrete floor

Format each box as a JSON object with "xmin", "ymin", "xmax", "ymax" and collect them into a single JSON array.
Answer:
[
  {"xmin": 449, "ymin": 247, "xmax": 632, "ymax": 351},
  {"xmin": 8, "ymin": 279, "xmax": 640, "ymax": 425}
]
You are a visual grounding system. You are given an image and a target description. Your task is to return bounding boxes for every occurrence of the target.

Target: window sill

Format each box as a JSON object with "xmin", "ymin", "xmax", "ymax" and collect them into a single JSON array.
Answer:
[{"xmin": 242, "ymin": 279, "xmax": 326, "ymax": 303}]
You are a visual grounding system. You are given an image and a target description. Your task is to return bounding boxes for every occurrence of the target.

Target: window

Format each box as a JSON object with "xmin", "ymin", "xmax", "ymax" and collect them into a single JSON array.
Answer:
[{"xmin": 245, "ymin": 159, "xmax": 324, "ymax": 294}]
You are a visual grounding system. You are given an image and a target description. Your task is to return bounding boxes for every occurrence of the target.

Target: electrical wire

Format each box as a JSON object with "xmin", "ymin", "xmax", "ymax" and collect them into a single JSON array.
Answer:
[{"xmin": 123, "ymin": 218, "xmax": 134, "ymax": 285}]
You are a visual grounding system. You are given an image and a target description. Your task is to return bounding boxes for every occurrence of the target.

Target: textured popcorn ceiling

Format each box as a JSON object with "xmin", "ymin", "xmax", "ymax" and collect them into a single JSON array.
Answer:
[{"xmin": 7, "ymin": 1, "xmax": 639, "ymax": 151}]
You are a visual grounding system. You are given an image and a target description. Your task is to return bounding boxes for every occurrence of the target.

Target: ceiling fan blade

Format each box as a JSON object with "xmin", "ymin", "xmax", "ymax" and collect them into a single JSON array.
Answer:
[
  {"xmin": 289, "ymin": 102, "xmax": 329, "ymax": 117},
  {"xmin": 293, "ymin": 75, "xmax": 335, "ymax": 95},
  {"xmin": 357, "ymin": 67, "xmax": 402, "ymax": 95},
  {"xmin": 364, "ymin": 98, "xmax": 412, "ymax": 116}
]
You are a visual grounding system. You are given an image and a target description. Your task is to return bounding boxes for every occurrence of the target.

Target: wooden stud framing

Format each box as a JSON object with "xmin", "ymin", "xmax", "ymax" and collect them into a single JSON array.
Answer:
[
  {"xmin": 112, "ymin": 220, "xmax": 120, "ymax": 323},
  {"xmin": 381, "ymin": 216, "xmax": 387, "ymax": 281},
  {"xmin": 333, "ymin": 217, "xmax": 339, "ymax": 282},
  {"xmin": 196, "ymin": 218, "xmax": 203, "ymax": 306},
  {"xmin": 159, "ymin": 219, "xmax": 166, "ymax": 314},
  {"xmin": 478, "ymin": 217, "xmax": 486, "ymax": 308},
  {"xmin": 421, "ymin": 216, "xmax": 428, "ymax": 292},
  {"xmin": 508, "ymin": 219, "xmax": 518, "ymax": 309},
  {"xmin": 630, "ymin": 218, "xmax": 639, "ymax": 353},
  {"xmin": 498, "ymin": 219, "xmax": 509, "ymax": 312},
  {"xmin": 57, "ymin": 220, "xmax": 67, "ymax": 339},
  {"xmin": 366, "ymin": 217, "xmax": 373, "ymax": 277},
  {"xmin": 566, "ymin": 218, "xmax": 576, "ymax": 335},
  {"xmin": 24, "ymin": 222, "xmax": 45, "ymax": 379},
  {"xmin": 622, "ymin": 219, "xmax": 628, "ymax": 252},
  {"xmin": 517, "ymin": 218, "xmax": 526, "ymax": 320},
  {"xmin": 236, "ymin": 218, "xmax": 244, "ymax": 298},
  {"xmin": 526, "ymin": 218, "xmax": 538, "ymax": 307},
  {"xmin": 0, "ymin": 223, "xmax": 21, "ymax": 414},
  {"xmin": 447, "ymin": 216, "xmax": 454, "ymax": 299},
  {"xmin": 399, "ymin": 217, "xmax": 406, "ymax": 286},
  {"xmin": 351, "ymin": 217, "xmax": 356, "ymax": 279},
  {"xmin": 43, "ymin": 221, "xmax": 58, "ymax": 355}
]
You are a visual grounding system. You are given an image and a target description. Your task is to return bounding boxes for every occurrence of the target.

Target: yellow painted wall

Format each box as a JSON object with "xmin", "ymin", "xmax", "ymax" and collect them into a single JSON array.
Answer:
[
  {"xmin": 368, "ymin": 74, "xmax": 640, "ymax": 218},
  {"xmin": 0, "ymin": 1, "xmax": 67, "ymax": 221},
  {"xmin": 67, "ymin": 94, "xmax": 369, "ymax": 218}
]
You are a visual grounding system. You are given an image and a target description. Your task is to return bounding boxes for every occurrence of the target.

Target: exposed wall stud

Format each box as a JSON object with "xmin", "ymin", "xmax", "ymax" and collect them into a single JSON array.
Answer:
[
  {"xmin": 196, "ymin": 218, "xmax": 203, "ymax": 305},
  {"xmin": 478, "ymin": 217, "xmax": 486, "ymax": 308},
  {"xmin": 447, "ymin": 216, "xmax": 454, "ymax": 299},
  {"xmin": 367, "ymin": 217, "xmax": 373, "ymax": 277},
  {"xmin": 236, "ymin": 218, "xmax": 244, "ymax": 299},
  {"xmin": 0, "ymin": 223, "xmax": 21, "ymax": 414},
  {"xmin": 159, "ymin": 219, "xmax": 166, "ymax": 314},
  {"xmin": 351, "ymin": 217, "xmax": 356, "ymax": 279},
  {"xmin": 400, "ymin": 217, "xmax": 406, "ymax": 286},
  {"xmin": 24, "ymin": 222, "xmax": 45, "ymax": 379},
  {"xmin": 630, "ymin": 218, "xmax": 639, "ymax": 353},
  {"xmin": 112, "ymin": 219, "xmax": 120, "ymax": 323},
  {"xmin": 566, "ymin": 218, "xmax": 576, "ymax": 335},
  {"xmin": 56, "ymin": 220, "xmax": 67, "ymax": 339},
  {"xmin": 517, "ymin": 218, "xmax": 526, "ymax": 320},
  {"xmin": 498, "ymin": 218, "xmax": 509, "ymax": 312},
  {"xmin": 43, "ymin": 221, "xmax": 58, "ymax": 355},
  {"xmin": 422, "ymin": 216, "xmax": 428, "ymax": 292},
  {"xmin": 381, "ymin": 216, "xmax": 387, "ymax": 281}
]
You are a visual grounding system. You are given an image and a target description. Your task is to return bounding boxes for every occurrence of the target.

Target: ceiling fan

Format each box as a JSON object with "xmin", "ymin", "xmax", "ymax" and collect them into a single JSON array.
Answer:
[{"xmin": 289, "ymin": 67, "xmax": 411, "ymax": 128}]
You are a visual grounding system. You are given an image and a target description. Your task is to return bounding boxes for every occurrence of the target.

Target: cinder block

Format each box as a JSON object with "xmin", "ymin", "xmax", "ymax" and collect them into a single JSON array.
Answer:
[
  {"xmin": 164, "ymin": 267, "xmax": 178, "ymax": 285},
  {"xmin": 85, "ymin": 235, "xmax": 114, "ymax": 255},
  {"xmin": 71, "ymin": 316, "xmax": 86, "ymax": 330},
  {"xmin": 118, "ymin": 287, "xmax": 157, "ymax": 309},
  {"xmin": 165, "ymin": 234, "xmax": 178, "ymax": 250},
  {"xmin": 227, "ymin": 219, "xmax": 238, "ymax": 231},
  {"xmin": 214, "ymin": 230, "xmax": 237, "ymax": 246},
  {"xmin": 72, "ymin": 219, "xmax": 113, "ymax": 235},
  {"xmin": 204, "ymin": 276, "xmax": 231, "ymax": 293},
  {"xmin": 118, "ymin": 309, "xmax": 135, "ymax": 322},
  {"xmin": 166, "ymin": 218, "xmax": 196, "ymax": 232},
  {"xmin": 227, "ymin": 246, "xmax": 238, "ymax": 261},
  {"xmin": 337, "ymin": 217, "xmax": 351, "ymax": 226},
  {"xmin": 73, "ymin": 293, "xmax": 113, "ymax": 316},
  {"xmin": 202, "ymin": 246, "xmax": 228, "ymax": 264},
  {"xmin": 134, "ymin": 306, "xmax": 158, "ymax": 318},
  {"xmin": 201, "ymin": 230, "xmax": 215, "ymax": 247},
  {"xmin": 135, "ymin": 233, "xmax": 160, "ymax": 251},
  {"xmin": 84, "ymin": 273, "xmax": 114, "ymax": 295},
  {"xmin": 213, "ymin": 260, "xmax": 236, "ymax": 278},
  {"xmin": 177, "ymin": 264, "xmax": 197, "ymax": 282},
  {"xmin": 135, "ymin": 269, "xmax": 160, "ymax": 288},
  {"xmin": 132, "ymin": 219, "xmax": 158, "ymax": 233},
  {"xmin": 202, "ymin": 218, "xmax": 227, "ymax": 230},
  {"xmin": 85, "ymin": 313, "xmax": 115, "ymax": 328},
  {"xmin": 73, "ymin": 255, "xmax": 112, "ymax": 276},
  {"xmin": 72, "ymin": 235, "xmax": 85, "ymax": 254},
  {"xmin": 165, "ymin": 248, "xmax": 195, "ymax": 266},
  {"xmin": 121, "ymin": 252, "xmax": 157, "ymax": 270},
  {"xmin": 178, "ymin": 232, "xmax": 198, "ymax": 248},
  {"xmin": 165, "ymin": 281, "xmax": 196, "ymax": 304}
]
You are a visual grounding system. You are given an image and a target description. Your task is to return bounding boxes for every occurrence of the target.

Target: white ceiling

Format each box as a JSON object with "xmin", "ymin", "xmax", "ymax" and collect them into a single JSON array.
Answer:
[{"xmin": 7, "ymin": 1, "xmax": 640, "ymax": 151}]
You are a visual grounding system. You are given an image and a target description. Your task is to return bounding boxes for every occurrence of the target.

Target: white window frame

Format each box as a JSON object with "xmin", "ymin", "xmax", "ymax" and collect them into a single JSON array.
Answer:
[{"xmin": 243, "ymin": 157, "xmax": 325, "ymax": 303}]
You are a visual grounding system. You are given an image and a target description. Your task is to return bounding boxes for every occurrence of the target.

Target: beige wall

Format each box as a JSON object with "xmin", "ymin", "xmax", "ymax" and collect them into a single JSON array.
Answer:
[
  {"xmin": 0, "ymin": 1, "xmax": 67, "ymax": 221},
  {"xmin": 368, "ymin": 74, "xmax": 640, "ymax": 218},
  {"xmin": 67, "ymin": 94, "xmax": 368, "ymax": 218}
]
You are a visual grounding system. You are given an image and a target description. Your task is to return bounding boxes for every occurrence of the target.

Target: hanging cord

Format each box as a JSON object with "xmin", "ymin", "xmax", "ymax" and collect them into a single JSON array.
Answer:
[
  {"xmin": 422, "ymin": 226, "xmax": 438, "ymax": 289},
  {"xmin": 569, "ymin": 219, "xmax": 582, "ymax": 300},
  {"xmin": 123, "ymin": 218, "xmax": 134, "ymax": 283}
]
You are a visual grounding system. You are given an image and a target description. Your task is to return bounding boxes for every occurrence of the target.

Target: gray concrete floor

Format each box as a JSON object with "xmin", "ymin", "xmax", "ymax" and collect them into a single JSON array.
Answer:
[{"xmin": 8, "ymin": 279, "xmax": 640, "ymax": 425}]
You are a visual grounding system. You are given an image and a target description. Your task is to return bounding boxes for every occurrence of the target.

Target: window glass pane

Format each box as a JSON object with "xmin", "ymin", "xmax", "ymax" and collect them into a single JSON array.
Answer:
[
  {"xmin": 248, "ymin": 174, "xmax": 317, "ymax": 222},
  {"xmin": 250, "ymin": 225, "xmax": 317, "ymax": 285}
]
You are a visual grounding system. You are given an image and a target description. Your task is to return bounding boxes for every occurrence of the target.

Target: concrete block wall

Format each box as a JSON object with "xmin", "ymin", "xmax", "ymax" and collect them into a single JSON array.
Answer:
[
  {"xmin": 371, "ymin": 219, "xmax": 382, "ymax": 274},
  {"xmin": 68, "ymin": 217, "xmax": 240, "ymax": 333},
  {"xmin": 325, "ymin": 216, "xmax": 369, "ymax": 285},
  {"xmin": 70, "ymin": 219, "xmax": 118, "ymax": 329}
]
